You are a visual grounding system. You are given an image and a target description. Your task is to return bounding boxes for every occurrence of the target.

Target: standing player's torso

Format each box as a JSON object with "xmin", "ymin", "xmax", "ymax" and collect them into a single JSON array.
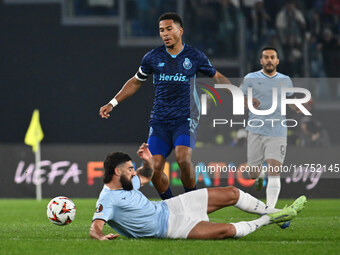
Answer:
[
  {"xmin": 148, "ymin": 45, "xmax": 205, "ymax": 122},
  {"xmin": 244, "ymin": 70, "xmax": 293, "ymax": 137},
  {"xmin": 249, "ymin": 72, "xmax": 287, "ymax": 111}
]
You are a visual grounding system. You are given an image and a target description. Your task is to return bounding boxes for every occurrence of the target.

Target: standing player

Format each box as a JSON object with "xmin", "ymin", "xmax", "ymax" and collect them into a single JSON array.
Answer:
[
  {"xmin": 241, "ymin": 47, "xmax": 301, "ymax": 227},
  {"xmin": 99, "ymin": 12, "xmax": 231, "ymax": 199}
]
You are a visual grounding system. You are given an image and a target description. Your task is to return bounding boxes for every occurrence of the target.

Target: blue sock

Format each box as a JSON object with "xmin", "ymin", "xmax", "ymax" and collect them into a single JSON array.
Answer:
[
  {"xmin": 184, "ymin": 186, "xmax": 197, "ymax": 193},
  {"xmin": 159, "ymin": 187, "xmax": 173, "ymax": 200}
]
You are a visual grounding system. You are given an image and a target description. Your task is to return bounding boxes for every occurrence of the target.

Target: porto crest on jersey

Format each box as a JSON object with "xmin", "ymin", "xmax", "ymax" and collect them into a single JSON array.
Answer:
[{"xmin": 183, "ymin": 58, "xmax": 192, "ymax": 70}]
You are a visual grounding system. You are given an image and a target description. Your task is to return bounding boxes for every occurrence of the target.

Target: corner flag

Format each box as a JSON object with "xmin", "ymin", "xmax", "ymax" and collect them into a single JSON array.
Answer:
[{"xmin": 25, "ymin": 109, "xmax": 44, "ymax": 152}]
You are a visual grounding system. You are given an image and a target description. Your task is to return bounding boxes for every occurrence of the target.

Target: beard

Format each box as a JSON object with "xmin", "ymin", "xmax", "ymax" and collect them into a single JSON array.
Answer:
[
  {"xmin": 120, "ymin": 175, "xmax": 133, "ymax": 191},
  {"xmin": 264, "ymin": 64, "xmax": 276, "ymax": 73}
]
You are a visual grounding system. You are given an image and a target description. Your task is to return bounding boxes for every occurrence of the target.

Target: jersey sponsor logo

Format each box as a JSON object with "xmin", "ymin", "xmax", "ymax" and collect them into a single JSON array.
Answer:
[
  {"xmin": 158, "ymin": 62, "xmax": 165, "ymax": 67},
  {"xmin": 159, "ymin": 73, "xmax": 187, "ymax": 82},
  {"xmin": 183, "ymin": 58, "xmax": 192, "ymax": 70}
]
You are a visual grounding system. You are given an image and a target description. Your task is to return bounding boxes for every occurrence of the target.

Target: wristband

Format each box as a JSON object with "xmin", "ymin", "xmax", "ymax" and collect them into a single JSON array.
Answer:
[{"xmin": 109, "ymin": 98, "xmax": 118, "ymax": 108}]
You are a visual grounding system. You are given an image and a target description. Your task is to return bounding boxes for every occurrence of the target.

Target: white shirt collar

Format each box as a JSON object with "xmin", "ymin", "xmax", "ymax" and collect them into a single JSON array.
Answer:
[
  {"xmin": 260, "ymin": 69, "xmax": 278, "ymax": 78},
  {"xmin": 104, "ymin": 184, "xmax": 122, "ymax": 191}
]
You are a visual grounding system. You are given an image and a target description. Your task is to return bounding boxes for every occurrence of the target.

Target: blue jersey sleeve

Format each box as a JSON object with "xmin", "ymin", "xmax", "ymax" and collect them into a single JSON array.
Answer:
[
  {"xmin": 132, "ymin": 175, "xmax": 141, "ymax": 190},
  {"xmin": 135, "ymin": 52, "xmax": 154, "ymax": 82},
  {"xmin": 198, "ymin": 52, "xmax": 216, "ymax": 77},
  {"xmin": 92, "ymin": 196, "xmax": 114, "ymax": 222},
  {"xmin": 140, "ymin": 52, "xmax": 153, "ymax": 75}
]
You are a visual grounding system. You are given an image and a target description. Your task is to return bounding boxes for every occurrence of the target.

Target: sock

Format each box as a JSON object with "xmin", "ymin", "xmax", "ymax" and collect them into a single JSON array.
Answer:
[
  {"xmin": 184, "ymin": 186, "xmax": 196, "ymax": 193},
  {"xmin": 231, "ymin": 215, "xmax": 270, "ymax": 238},
  {"xmin": 235, "ymin": 189, "xmax": 279, "ymax": 214},
  {"xmin": 266, "ymin": 176, "xmax": 281, "ymax": 208},
  {"xmin": 159, "ymin": 187, "xmax": 173, "ymax": 200}
]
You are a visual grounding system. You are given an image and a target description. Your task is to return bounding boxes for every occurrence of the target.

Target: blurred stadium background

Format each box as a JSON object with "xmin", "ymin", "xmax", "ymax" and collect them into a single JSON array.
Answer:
[{"xmin": 1, "ymin": 0, "xmax": 339, "ymax": 199}]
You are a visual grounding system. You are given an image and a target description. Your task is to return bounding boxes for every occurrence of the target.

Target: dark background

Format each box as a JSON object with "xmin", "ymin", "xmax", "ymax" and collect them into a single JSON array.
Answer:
[
  {"xmin": 0, "ymin": 1, "xmax": 339, "ymax": 145},
  {"xmin": 1, "ymin": 3, "xmax": 150, "ymax": 143},
  {"xmin": 1, "ymin": 2, "xmax": 238, "ymax": 144}
]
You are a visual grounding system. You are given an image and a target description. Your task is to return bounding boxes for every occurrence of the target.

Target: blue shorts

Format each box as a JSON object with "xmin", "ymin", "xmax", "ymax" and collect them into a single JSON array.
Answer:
[{"xmin": 147, "ymin": 119, "xmax": 199, "ymax": 158}]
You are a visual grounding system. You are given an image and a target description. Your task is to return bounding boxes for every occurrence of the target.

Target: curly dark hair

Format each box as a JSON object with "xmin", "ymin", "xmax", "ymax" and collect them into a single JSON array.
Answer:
[{"xmin": 103, "ymin": 152, "xmax": 131, "ymax": 183}]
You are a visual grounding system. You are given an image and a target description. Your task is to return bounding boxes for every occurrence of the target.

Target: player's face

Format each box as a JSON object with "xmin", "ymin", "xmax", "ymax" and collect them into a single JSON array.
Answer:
[
  {"xmin": 260, "ymin": 50, "xmax": 279, "ymax": 74},
  {"xmin": 119, "ymin": 161, "xmax": 135, "ymax": 191},
  {"xmin": 159, "ymin": 19, "xmax": 183, "ymax": 48}
]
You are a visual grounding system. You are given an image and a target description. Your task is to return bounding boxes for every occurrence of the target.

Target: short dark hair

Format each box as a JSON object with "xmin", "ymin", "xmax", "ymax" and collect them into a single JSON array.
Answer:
[
  {"xmin": 159, "ymin": 12, "xmax": 183, "ymax": 27},
  {"xmin": 261, "ymin": 47, "xmax": 279, "ymax": 57},
  {"xmin": 103, "ymin": 152, "xmax": 131, "ymax": 183}
]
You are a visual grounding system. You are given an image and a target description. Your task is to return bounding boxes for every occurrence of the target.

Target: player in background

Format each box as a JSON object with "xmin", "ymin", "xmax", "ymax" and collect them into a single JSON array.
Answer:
[
  {"xmin": 89, "ymin": 143, "xmax": 306, "ymax": 240},
  {"xmin": 240, "ymin": 47, "xmax": 303, "ymax": 228},
  {"xmin": 99, "ymin": 12, "xmax": 231, "ymax": 199}
]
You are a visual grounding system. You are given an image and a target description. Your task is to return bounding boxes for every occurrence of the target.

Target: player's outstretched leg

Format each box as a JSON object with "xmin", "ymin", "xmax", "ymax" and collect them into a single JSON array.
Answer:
[
  {"xmin": 151, "ymin": 155, "xmax": 174, "ymax": 200},
  {"xmin": 207, "ymin": 187, "xmax": 279, "ymax": 215},
  {"xmin": 232, "ymin": 207, "xmax": 297, "ymax": 238},
  {"xmin": 187, "ymin": 207, "xmax": 297, "ymax": 239}
]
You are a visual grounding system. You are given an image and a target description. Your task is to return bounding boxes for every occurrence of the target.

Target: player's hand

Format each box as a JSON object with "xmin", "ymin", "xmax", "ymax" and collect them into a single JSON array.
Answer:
[
  {"xmin": 137, "ymin": 143, "xmax": 152, "ymax": 162},
  {"xmin": 99, "ymin": 233, "xmax": 119, "ymax": 241},
  {"xmin": 252, "ymin": 98, "xmax": 260, "ymax": 109},
  {"xmin": 99, "ymin": 104, "xmax": 114, "ymax": 119}
]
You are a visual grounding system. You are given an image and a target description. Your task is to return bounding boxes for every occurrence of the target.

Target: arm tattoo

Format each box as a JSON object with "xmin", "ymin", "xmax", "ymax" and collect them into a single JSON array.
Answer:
[{"xmin": 137, "ymin": 166, "xmax": 153, "ymax": 178}]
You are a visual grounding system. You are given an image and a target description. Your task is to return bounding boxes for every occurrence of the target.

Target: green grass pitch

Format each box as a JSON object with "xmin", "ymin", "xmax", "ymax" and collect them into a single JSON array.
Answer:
[{"xmin": 0, "ymin": 198, "xmax": 339, "ymax": 255}]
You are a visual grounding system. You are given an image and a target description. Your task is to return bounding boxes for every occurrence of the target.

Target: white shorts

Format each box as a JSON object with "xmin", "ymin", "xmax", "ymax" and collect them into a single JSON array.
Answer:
[
  {"xmin": 165, "ymin": 188, "xmax": 209, "ymax": 239},
  {"xmin": 247, "ymin": 132, "xmax": 287, "ymax": 166}
]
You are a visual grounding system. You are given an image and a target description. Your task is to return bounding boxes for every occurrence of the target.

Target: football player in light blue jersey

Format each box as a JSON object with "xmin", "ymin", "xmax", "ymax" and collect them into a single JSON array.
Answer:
[
  {"xmin": 240, "ymin": 47, "xmax": 301, "ymax": 226},
  {"xmin": 99, "ymin": 13, "xmax": 231, "ymax": 200},
  {"xmin": 90, "ymin": 143, "xmax": 304, "ymax": 240}
]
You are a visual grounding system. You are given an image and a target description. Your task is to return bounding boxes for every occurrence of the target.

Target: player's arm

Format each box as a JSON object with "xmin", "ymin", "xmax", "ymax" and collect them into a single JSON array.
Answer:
[
  {"xmin": 136, "ymin": 143, "xmax": 154, "ymax": 186},
  {"xmin": 99, "ymin": 76, "xmax": 143, "ymax": 119},
  {"xmin": 90, "ymin": 220, "xmax": 119, "ymax": 241},
  {"xmin": 212, "ymin": 71, "xmax": 260, "ymax": 107},
  {"xmin": 240, "ymin": 76, "xmax": 260, "ymax": 109},
  {"xmin": 212, "ymin": 71, "xmax": 232, "ymax": 94}
]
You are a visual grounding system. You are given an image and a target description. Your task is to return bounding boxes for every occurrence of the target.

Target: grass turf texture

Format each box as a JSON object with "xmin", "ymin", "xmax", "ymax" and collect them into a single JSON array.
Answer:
[{"xmin": 0, "ymin": 199, "xmax": 339, "ymax": 255}]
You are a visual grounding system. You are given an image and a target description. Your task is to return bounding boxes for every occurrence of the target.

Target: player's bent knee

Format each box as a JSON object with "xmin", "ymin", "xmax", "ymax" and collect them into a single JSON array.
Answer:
[
  {"xmin": 226, "ymin": 186, "xmax": 240, "ymax": 204},
  {"xmin": 153, "ymin": 160, "xmax": 165, "ymax": 172},
  {"xmin": 177, "ymin": 158, "xmax": 191, "ymax": 170}
]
